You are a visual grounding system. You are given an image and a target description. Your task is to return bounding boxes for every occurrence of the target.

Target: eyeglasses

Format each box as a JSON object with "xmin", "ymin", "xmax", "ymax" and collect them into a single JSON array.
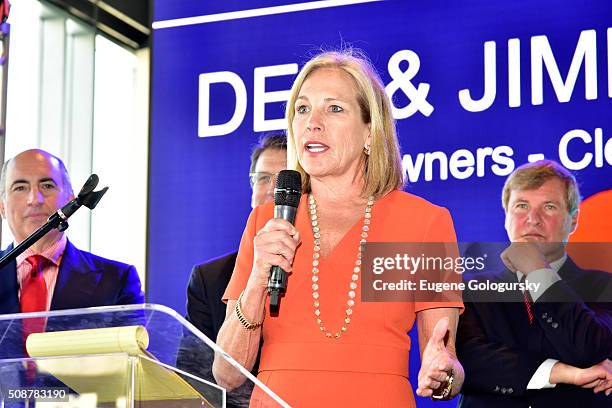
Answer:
[{"xmin": 249, "ymin": 172, "xmax": 278, "ymax": 188}]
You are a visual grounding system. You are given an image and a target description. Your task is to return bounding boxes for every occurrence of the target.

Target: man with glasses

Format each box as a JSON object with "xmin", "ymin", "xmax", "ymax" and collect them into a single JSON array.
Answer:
[{"xmin": 248, "ymin": 135, "xmax": 287, "ymax": 210}]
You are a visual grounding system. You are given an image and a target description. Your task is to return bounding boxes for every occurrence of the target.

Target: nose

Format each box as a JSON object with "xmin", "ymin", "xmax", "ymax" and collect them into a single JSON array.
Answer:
[
  {"xmin": 27, "ymin": 188, "xmax": 44, "ymax": 205},
  {"xmin": 525, "ymin": 207, "xmax": 542, "ymax": 225},
  {"xmin": 306, "ymin": 109, "xmax": 323, "ymax": 133}
]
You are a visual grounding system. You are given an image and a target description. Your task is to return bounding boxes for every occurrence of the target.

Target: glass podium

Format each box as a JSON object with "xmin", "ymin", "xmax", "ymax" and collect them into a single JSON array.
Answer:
[{"xmin": 0, "ymin": 304, "xmax": 289, "ymax": 408}]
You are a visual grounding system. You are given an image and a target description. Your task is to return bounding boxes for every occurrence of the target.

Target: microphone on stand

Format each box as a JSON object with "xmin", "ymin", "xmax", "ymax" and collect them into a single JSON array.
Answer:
[
  {"xmin": 268, "ymin": 170, "xmax": 302, "ymax": 316},
  {"xmin": 49, "ymin": 174, "xmax": 108, "ymax": 231}
]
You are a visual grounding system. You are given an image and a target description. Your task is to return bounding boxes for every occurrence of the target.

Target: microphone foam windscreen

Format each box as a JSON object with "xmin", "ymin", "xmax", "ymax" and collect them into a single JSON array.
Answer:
[{"xmin": 274, "ymin": 170, "xmax": 302, "ymax": 208}]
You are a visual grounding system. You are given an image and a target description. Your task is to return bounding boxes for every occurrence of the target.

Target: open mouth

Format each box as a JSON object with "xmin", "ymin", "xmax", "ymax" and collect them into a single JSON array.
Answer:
[{"xmin": 305, "ymin": 142, "xmax": 329, "ymax": 153}]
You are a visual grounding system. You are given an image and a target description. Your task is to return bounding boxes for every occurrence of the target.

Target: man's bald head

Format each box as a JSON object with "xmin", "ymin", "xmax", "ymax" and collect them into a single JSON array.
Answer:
[
  {"xmin": 0, "ymin": 149, "xmax": 73, "ymax": 198},
  {"xmin": 0, "ymin": 149, "xmax": 74, "ymax": 247}
]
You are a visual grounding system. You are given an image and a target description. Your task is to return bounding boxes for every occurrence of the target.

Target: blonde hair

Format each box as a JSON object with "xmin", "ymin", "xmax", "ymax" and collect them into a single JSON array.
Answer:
[
  {"xmin": 502, "ymin": 160, "xmax": 581, "ymax": 214},
  {"xmin": 285, "ymin": 50, "xmax": 404, "ymax": 199}
]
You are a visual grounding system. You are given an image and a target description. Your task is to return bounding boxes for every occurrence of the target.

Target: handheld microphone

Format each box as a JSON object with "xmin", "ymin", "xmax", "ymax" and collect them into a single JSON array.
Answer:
[{"xmin": 268, "ymin": 170, "xmax": 302, "ymax": 315}]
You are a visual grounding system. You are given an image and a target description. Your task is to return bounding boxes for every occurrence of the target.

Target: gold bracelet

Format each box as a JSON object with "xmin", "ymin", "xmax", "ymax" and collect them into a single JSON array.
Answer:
[
  {"xmin": 235, "ymin": 290, "xmax": 264, "ymax": 330},
  {"xmin": 431, "ymin": 369, "xmax": 454, "ymax": 400}
]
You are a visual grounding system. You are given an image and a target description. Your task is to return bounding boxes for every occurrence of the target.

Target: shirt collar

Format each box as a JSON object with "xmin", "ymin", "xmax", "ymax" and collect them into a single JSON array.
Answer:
[{"xmin": 16, "ymin": 235, "xmax": 68, "ymax": 267}]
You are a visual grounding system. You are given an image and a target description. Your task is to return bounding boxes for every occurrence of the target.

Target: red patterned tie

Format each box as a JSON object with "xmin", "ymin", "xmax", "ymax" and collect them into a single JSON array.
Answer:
[
  {"xmin": 20, "ymin": 255, "xmax": 49, "ymax": 382},
  {"xmin": 521, "ymin": 276, "xmax": 534, "ymax": 324},
  {"xmin": 20, "ymin": 255, "xmax": 49, "ymax": 314}
]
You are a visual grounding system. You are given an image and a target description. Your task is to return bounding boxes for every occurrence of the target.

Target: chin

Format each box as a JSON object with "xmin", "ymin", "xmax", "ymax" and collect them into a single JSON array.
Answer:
[
  {"xmin": 24, "ymin": 221, "xmax": 47, "ymax": 234},
  {"xmin": 300, "ymin": 164, "xmax": 327, "ymax": 178}
]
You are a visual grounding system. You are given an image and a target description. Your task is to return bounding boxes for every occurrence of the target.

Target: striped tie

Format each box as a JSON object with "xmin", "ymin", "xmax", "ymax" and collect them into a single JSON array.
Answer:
[{"xmin": 521, "ymin": 276, "xmax": 534, "ymax": 324}]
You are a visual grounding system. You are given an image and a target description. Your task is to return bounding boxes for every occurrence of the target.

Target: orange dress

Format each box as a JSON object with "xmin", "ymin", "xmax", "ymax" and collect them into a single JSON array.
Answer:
[{"xmin": 223, "ymin": 190, "xmax": 463, "ymax": 407}]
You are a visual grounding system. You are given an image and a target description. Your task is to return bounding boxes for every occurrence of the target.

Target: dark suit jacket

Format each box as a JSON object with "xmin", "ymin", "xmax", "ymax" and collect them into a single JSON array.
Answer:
[
  {"xmin": 0, "ymin": 239, "xmax": 144, "ymax": 314},
  {"xmin": 186, "ymin": 251, "xmax": 238, "ymax": 341},
  {"xmin": 0, "ymin": 239, "xmax": 144, "ymax": 393},
  {"xmin": 457, "ymin": 257, "xmax": 612, "ymax": 408}
]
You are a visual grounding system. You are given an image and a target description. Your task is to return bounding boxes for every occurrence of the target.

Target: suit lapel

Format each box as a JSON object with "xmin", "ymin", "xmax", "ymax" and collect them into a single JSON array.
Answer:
[
  {"xmin": 0, "ymin": 244, "xmax": 20, "ymax": 314},
  {"xmin": 557, "ymin": 257, "xmax": 580, "ymax": 282},
  {"xmin": 50, "ymin": 241, "xmax": 102, "ymax": 310}
]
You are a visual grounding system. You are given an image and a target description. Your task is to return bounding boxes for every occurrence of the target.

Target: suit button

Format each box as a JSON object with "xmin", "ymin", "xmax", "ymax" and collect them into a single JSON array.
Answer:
[
  {"xmin": 508, "ymin": 388, "xmax": 513, "ymax": 394},
  {"xmin": 547, "ymin": 317, "xmax": 553, "ymax": 323},
  {"xmin": 494, "ymin": 386, "xmax": 500, "ymax": 392},
  {"xmin": 501, "ymin": 387, "xmax": 507, "ymax": 394},
  {"xmin": 542, "ymin": 313, "xmax": 548, "ymax": 319},
  {"xmin": 552, "ymin": 322, "xmax": 559, "ymax": 329}
]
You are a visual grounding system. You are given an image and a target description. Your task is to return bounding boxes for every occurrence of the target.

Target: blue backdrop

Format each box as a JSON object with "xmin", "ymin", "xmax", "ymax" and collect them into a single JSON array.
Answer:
[{"xmin": 149, "ymin": 1, "xmax": 611, "ymax": 405}]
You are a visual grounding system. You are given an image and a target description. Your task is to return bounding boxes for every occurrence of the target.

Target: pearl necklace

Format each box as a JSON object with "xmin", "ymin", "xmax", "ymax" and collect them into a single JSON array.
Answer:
[{"xmin": 308, "ymin": 194, "xmax": 375, "ymax": 339}]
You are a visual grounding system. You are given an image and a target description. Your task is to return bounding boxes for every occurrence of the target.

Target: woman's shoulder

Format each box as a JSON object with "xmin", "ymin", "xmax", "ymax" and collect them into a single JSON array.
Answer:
[
  {"xmin": 254, "ymin": 200, "xmax": 275, "ymax": 213},
  {"xmin": 249, "ymin": 200, "xmax": 275, "ymax": 227},
  {"xmin": 377, "ymin": 190, "xmax": 456, "ymax": 240},
  {"xmin": 249, "ymin": 194, "xmax": 310, "ymax": 228},
  {"xmin": 381, "ymin": 190, "xmax": 449, "ymax": 216}
]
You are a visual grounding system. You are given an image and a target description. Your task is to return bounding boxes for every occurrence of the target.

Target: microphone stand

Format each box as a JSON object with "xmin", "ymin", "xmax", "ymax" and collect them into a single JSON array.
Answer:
[{"xmin": 0, "ymin": 174, "xmax": 108, "ymax": 269}]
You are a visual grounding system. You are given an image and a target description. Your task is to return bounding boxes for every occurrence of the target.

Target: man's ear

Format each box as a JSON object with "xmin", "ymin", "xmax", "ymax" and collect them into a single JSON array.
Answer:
[
  {"xmin": 60, "ymin": 191, "xmax": 75, "ymax": 208},
  {"xmin": 569, "ymin": 209, "xmax": 579, "ymax": 235},
  {"xmin": 503, "ymin": 212, "xmax": 510, "ymax": 235},
  {"xmin": 0, "ymin": 198, "xmax": 6, "ymax": 219}
]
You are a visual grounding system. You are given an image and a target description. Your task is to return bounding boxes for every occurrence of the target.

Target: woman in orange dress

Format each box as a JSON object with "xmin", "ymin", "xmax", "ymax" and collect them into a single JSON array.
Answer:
[{"xmin": 213, "ymin": 50, "xmax": 464, "ymax": 407}]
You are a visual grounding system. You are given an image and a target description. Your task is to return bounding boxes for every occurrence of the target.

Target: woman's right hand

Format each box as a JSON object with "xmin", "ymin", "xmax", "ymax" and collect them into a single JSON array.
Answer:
[
  {"xmin": 247, "ymin": 218, "xmax": 301, "ymax": 290},
  {"xmin": 214, "ymin": 218, "xmax": 300, "ymax": 389}
]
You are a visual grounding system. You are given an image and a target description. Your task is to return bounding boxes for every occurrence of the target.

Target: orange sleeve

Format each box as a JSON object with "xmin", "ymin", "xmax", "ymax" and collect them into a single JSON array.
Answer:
[
  {"xmin": 222, "ymin": 207, "xmax": 260, "ymax": 302},
  {"xmin": 414, "ymin": 206, "xmax": 465, "ymax": 314}
]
